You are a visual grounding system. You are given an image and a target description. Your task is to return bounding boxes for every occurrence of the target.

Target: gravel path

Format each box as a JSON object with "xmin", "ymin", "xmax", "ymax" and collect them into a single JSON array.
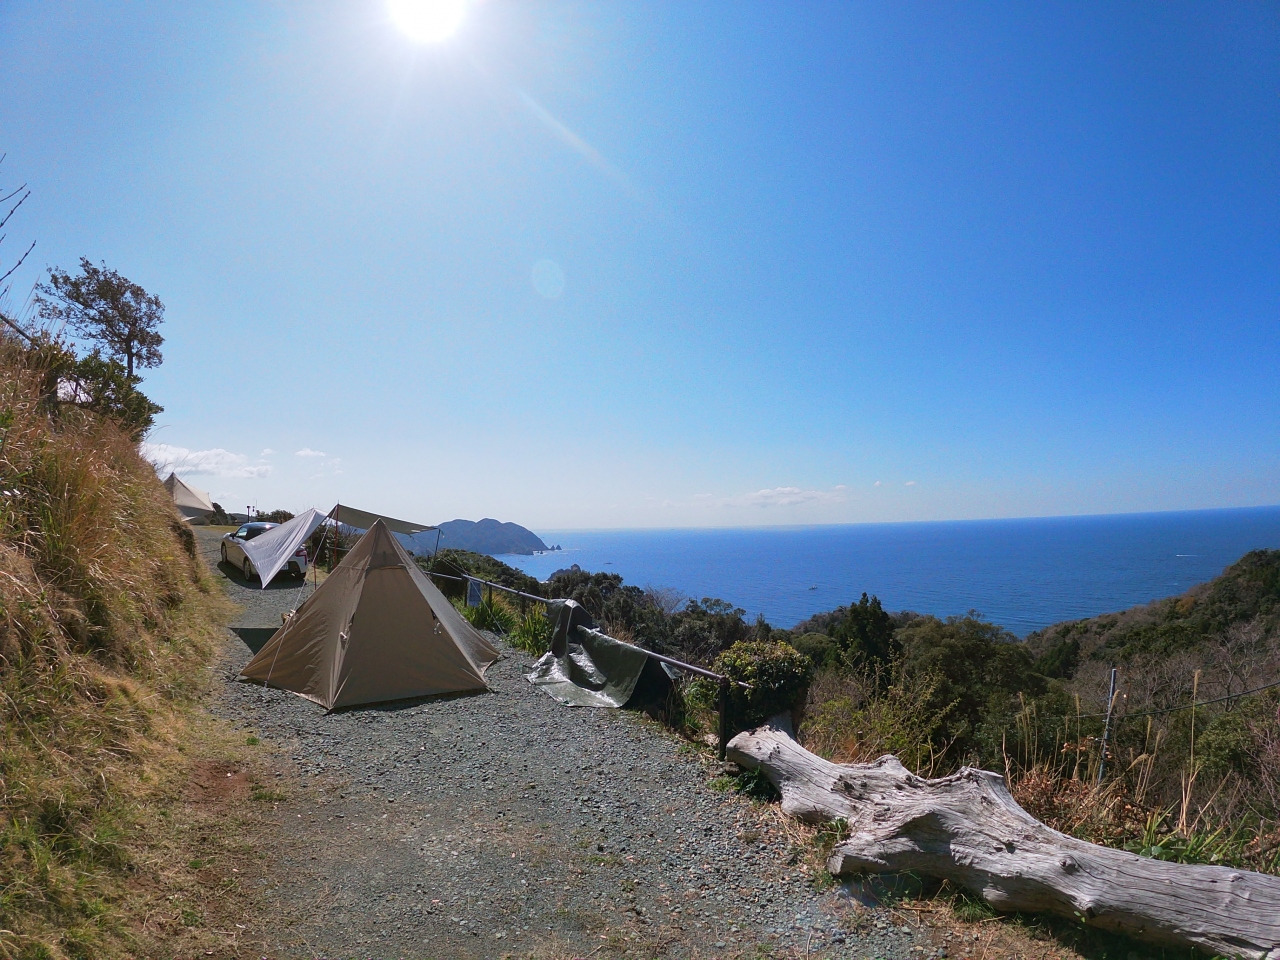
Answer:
[{"xmin": 195, "ymin": 529, "xmax": 923, "ymax": 959}]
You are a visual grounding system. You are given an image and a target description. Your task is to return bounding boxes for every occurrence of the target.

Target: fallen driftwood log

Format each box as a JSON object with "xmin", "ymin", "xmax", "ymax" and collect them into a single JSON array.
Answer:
[{"xmin": 727, "ymin": 723, "xmax": 1280, "ymax": 960}]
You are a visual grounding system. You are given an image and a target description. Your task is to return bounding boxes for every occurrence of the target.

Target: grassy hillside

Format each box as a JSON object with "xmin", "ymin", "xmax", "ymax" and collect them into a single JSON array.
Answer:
[
  {"xmin": 0, "ymin": 336, "xmax": 232, "ymax": 958},
  {"xmin": 1027, "ymin": 548, "xmax": 1280, "ymax": 675}
]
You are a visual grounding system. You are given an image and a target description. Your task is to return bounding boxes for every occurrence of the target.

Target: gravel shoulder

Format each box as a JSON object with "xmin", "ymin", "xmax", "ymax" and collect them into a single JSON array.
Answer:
[{"xmin": 193, "ymin": 528, "xmax": 925, "ymax": 959}]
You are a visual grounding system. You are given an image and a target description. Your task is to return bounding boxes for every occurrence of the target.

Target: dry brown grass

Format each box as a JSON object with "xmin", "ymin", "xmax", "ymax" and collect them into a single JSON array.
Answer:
[{"xmin": 0, "ymin": 336, "xmax": 254, "ymax": 959}]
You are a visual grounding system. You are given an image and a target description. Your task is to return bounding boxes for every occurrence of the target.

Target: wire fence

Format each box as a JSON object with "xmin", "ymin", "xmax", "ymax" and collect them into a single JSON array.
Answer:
[{"xmin": 422, "ymin": 565, "xmax": 749, "ymax": 758}]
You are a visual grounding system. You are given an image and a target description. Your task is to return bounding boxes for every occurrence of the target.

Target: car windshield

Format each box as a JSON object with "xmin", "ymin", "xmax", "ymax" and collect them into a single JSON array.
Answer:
[{"xmin": 239, "ymin": 524, "xmax": 277, "ymax": 541}]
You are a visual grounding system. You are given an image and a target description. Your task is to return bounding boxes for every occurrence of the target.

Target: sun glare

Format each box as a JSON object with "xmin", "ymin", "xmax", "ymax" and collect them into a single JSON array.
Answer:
[{"xmin": 389, "ymin": 0, "xmax": 468, "ymax": 43}]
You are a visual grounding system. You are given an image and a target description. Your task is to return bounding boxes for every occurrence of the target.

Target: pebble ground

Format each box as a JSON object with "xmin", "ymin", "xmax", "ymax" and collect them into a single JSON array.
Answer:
[{"xmin": 195, "ymin": 528, "xmax": 924, "ymax": 960}]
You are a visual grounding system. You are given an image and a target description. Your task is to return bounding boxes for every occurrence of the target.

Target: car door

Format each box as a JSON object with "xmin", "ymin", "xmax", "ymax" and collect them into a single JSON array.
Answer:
[{"xmin": 227, "ymin": 525, "xmax": 251, "ymax": 565}]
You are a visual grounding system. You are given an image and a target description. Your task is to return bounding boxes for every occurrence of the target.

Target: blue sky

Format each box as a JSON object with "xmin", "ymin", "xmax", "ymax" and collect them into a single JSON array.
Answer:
[{"xmin": 2, "ymin": 1, "xmax": 1276, "ymax": 529}]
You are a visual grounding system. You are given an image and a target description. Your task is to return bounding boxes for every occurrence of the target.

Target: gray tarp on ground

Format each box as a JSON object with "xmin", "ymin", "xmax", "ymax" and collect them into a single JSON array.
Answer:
[{"xmin": 525, "ymin": 600, "xmax": 651, "ymax": 708}]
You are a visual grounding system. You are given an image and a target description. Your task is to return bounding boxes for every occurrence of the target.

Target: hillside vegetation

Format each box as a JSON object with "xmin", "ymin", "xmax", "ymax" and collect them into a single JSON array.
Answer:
[
  {"xmin": 0, "ymin": 335, "xmax": 230, "ymax": 958},
  {"xmin": 1028, "ymin": 548, "xmax": 1280, "ymax": 671}
]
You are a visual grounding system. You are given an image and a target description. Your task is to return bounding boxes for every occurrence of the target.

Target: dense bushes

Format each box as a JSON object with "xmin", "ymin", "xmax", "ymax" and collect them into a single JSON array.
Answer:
[
  {"xmin": 422, "ymin": 548, "xmax": 543, "ymax": 600},
  {"xmin": 802, "ymin": 663, "xmax": 951, "ymax": 771},
  {"xmin": 718, "ymin": 641, "xmax": 814, "ymax": 720},
  {"xmin": 700, "ymin": 640, "xmax": 814, "ymax": 732},
  {"xmin": 1027, "ymin": 549, "xmax": 1280, "ymax": 664},
  {"xmin": 894, "ymin": 613, "xmax": 1046, "ymax": 764}
]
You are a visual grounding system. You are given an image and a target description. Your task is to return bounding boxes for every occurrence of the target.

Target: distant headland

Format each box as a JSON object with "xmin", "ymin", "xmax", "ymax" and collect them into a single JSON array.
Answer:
[{"xmin": 432, "ymin": 518, "xmax": 556, "ymax": 556}]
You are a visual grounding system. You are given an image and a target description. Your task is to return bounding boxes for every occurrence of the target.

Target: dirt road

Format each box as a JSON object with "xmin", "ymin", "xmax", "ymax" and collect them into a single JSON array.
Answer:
[{"xmin": 194, "ymin": 528, "xmax": 920, "ymax": 959}]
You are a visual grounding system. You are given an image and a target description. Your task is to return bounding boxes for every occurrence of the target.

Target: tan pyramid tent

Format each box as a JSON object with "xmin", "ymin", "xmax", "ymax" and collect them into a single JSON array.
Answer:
[
  {"xmin": 239, "ymin": 520, "xmax": 499, "ymax": 709},
  {"xmin": 163, "ymin": 472, "xmax": 215, "ymax": 522}
]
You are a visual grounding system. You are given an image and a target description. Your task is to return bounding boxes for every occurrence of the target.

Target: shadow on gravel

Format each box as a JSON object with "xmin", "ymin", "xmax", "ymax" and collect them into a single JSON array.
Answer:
[
  {"xmin": 331, "ymin": 689, "xmax": 490, "ymax": 714},
  {"xmin": 217, "ymin": 559, "xmax": 310, "ymax": 589},
  {"xmin": 231, "ymin": 627, "xmax": 279, "ymax": 653}
]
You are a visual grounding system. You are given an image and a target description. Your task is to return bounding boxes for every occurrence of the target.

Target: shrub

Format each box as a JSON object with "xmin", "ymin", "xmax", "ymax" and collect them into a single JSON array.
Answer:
[
  {"xmin": 802, "ymin": 662, "xmax": 952, "ymax": 773},
  {"xmin": 787, "ymin": 632, "xmax": 841, "ymax": 669},
  {"xmin": 422, "ymin": 549, "xmax": 542, "ymax": 601},
  {"xmin": 510, "ymin": 606, "xmax": 553, "ymax": 656},
  {"xmin": 895, "ymin": 613, "xmax": 1044, "ymax": 765},
  {"xmin": 458, "ymin": 593, "xmax": 518, "ymax": 634},
  {"xmin": 697, "ymin": 640, "xmax": 814, "ymax": 733}
]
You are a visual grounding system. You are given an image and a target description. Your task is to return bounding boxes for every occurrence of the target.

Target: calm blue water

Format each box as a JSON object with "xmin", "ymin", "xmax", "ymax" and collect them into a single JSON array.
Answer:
[{"xmin": 495, "ymin": 506, "xmax": 1280, "ymax": 636}]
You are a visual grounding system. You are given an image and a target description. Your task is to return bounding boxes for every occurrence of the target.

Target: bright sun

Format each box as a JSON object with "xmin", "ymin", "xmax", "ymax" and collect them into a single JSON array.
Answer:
[{"xmin": 388, "ymin": 0, "xmax": 468, "ymax": 43}]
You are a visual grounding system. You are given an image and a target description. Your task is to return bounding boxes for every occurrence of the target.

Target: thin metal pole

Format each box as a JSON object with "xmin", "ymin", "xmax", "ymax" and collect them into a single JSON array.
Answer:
[
  {"xmin": 1096, "ymin": 667, "xmax": 1118, "ymax": 786},
  {"xmin": 718, "ymin": 676, "xmax": 730, "ymax": 761}
]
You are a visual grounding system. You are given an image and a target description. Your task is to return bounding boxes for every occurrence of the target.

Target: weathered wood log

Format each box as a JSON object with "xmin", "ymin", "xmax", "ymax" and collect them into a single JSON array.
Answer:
[{"xmin": 728, "ymin": 722, "xmax": 1280, "ymax": 960}]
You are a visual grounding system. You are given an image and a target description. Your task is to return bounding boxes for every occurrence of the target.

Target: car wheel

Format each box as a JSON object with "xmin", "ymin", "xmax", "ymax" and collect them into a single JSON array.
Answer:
[
  {"xmin": 243, "ymin": 558, "xmax": 256, "ymax": 582},
  {"xmin": 220, "ymin": 544, "xmax": 228, "ymax": 563}
]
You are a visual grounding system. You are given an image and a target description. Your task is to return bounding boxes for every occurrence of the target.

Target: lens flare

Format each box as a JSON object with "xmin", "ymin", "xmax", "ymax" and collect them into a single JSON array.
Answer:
[{"xmin": 388, "ymin": 0, "xmax": 468, "ymax": 43}]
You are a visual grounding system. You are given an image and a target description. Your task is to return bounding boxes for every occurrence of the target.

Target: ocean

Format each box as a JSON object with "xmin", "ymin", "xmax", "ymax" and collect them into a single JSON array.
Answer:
[{"xmin": 495, "ymin": 506, "xmax": 1280, "ymax": 636}]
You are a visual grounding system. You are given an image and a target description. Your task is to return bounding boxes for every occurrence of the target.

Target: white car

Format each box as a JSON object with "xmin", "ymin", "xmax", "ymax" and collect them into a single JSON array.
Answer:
[{"xmin": 220, "ymin": 522, "xmax": 309, "ymax": 582}]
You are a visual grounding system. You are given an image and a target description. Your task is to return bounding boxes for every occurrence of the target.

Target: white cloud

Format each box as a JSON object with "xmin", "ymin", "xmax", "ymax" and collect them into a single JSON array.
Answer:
[
  {"xmin": 731, "ymin": 486, "xmax": 848, "ymax": 508},
  {"xmin": 295, "ymin": 448, "xmax": 326, "ymax": 457},
  {"xmin": 905, "ymin": 480, "xmax": 917, "ymax": 486},
  {"xmin": 874, "ymin": 480, "xmax": 882, "ymax": 487},
  {"xmin": 680, "ymin": 485, "xmax": 851, "ymax": 510},
  {"xmin": 260, "ymin": 448, "xmax": 274, "ymax": 457},
  {"xmin": 141, "ymin": 443, "xmax": 272, "ymax": 479}
]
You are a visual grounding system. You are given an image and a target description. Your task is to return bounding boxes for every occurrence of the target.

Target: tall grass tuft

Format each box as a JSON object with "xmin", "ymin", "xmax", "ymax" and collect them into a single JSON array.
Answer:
[
  {"xmin": 0, "ymin": 335, "xmax": 230, "ymax": 958},
  {"xmin": 510, "ymin": 605, "xmax": 553, "ymax": 656},
  {"xmin": 456, "ymin": 592, "xmax": 519, "ymax": 635}
]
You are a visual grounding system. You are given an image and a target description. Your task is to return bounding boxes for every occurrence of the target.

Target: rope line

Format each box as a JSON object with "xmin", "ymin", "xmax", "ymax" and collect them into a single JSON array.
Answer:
[{"xmin": 1034, "ymin": 676, "xmax": 1280, "ymax": 724}]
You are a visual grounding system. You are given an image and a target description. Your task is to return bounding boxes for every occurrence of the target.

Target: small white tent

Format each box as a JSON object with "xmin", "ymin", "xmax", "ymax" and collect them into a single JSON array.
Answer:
[{"xmin": 163, "ymin": 472, "xmax": 214, "ymax": 522}]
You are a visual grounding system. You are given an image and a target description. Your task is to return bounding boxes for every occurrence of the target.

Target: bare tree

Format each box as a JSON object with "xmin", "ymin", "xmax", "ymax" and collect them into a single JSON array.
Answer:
[
  {"xmin": 0, "ymin": 153, "xmax": 37, "ymax": 342},
  {"xmin": 35, "ymin": 258, "xmax": 164, "ymax": 378},
  {"xmin": 1209, "ymin": 618, "xmax": 1271, "ymax": 698},
  {"xmin": 643, "ymin": 585, "xmax": 688, "ymax": 617}
]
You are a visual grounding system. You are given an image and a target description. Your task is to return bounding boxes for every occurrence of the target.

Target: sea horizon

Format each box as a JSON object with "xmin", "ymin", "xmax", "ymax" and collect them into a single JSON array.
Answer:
[
  {"xmin": 515, "ymin": 502, "xmax": 1280, "ymax": 536},
  {"xmin": 497, "ymin": 503, "xmax": 1280, "ymax": 636}
]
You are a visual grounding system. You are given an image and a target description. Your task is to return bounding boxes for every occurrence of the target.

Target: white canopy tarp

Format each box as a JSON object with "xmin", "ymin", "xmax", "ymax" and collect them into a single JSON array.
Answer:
[
  {"xmin": 240, "ymin": 504, "xmax": 438, "ymax": 587},
  {"xmin": 332, "ymin": 503, "xmax": 435, "ymax": 537},
  {"xmin": 241, "ymin": 508, "xmax": 327, "ymax": 587}
]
